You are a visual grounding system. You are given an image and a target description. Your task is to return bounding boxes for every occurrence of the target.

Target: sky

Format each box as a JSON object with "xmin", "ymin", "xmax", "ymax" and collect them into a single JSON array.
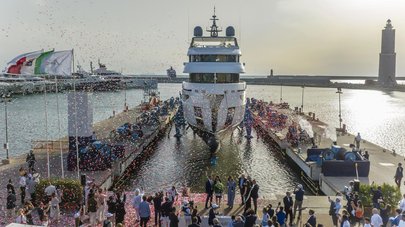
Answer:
[{"xmin": 1, "ymin": 0, "xmax": 405, "ymax": 76}]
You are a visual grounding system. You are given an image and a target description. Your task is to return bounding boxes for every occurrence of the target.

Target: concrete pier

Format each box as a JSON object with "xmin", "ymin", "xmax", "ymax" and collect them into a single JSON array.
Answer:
[{"xmin": 253, "ymin": 102, "xmax": 405, "ymax": 196}]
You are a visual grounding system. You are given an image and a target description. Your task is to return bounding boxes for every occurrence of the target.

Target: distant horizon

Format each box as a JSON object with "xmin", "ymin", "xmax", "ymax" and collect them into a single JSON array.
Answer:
[{"xmin": 1, "ymin": 0, "xmax": 405, "ymax": 76}]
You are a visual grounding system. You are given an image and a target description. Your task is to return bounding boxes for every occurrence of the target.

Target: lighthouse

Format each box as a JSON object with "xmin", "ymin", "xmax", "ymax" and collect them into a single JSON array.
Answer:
[{"xmin": 378, "ymin": 19, "xmax": 396, "ymax": 86}]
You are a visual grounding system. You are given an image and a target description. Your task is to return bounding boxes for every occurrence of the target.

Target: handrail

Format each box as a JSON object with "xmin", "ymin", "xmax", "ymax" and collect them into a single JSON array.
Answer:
[
  {"xmin": 301, "ymin": 171, "xmax": 319, "ymax": 195},
  {"xmin": 31, "ymin": 139, "xmax": 69, "ymax": 152}
]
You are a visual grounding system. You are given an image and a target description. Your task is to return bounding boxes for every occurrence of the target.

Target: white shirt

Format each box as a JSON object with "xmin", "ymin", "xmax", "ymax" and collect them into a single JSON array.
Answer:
[
  {"xmin": 399, "ymin": 219, "xmax": 405, "ymax": 227},
  {"xmin": 355, "ymin": 134, "xmax": 361, "ymax": 142},
  {"xmin": 167, "ymin": 189, "xmax": 177, "ymax": 201},
  {"xmin": 19, "ymin": 176, "xmax": 26, "ymax": 187},
  {"xmin": 345, "ymin": 186, "xmax": 353, "ymax": 196},
  {"xmin": 342, "ymin": 220, "xmax": 350, "ymax": 227},
  {"xmin": 15, "ymin": 215, "xmax": 27, "ymax": 224},
  {"xmin": 334, "ymin": 202, "xmax": 342, "ymax": 215},
  {"xmin": 399, "ymin": 198, "xmax": 405, "ymax": 211},
  {"xmin": 132, "ymin": 195, "xmax": 142, "ymax": 208},
  {"xmin": 364, "ymin": 224, "xmax": 371, "ymax": 227},
  {"xmin": 371, "ymin": 213, "xmax": 383, "ymax": 227},
  {"xmin": 74, "ymin": 211, "xmax": 81, "ymax": 219},
  {"xmin": 45, "ymin": 185, "xmax": 57, "ymax": 196}
]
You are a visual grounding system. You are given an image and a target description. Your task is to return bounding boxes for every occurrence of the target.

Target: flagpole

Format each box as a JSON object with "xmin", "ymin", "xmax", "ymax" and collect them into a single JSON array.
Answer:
[
  {"xmin": 55, "ymin": 75, "xmax": 64, "ymax": 178},
  {"xmin": 72, "ymin": 48, "xmax": 75, "ymax": 73},
  {"xmin": 72, "ymin": 49, "xmax": 80, "ymax": 180},
  {"xmin": 44, "ymin": 81, "xmax": 50, "ymax": 179}
]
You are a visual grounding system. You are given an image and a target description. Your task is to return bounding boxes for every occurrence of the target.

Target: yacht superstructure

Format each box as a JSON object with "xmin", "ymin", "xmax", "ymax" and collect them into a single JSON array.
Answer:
[{"xmin": 182, "ymin": 10, "xmax": 246, "ymax": 152}]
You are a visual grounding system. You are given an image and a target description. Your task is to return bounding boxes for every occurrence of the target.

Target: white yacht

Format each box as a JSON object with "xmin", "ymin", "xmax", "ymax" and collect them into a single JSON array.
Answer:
[{"xmin": 182, "ymin": 11, "xmax": 246, "ymax": 152}]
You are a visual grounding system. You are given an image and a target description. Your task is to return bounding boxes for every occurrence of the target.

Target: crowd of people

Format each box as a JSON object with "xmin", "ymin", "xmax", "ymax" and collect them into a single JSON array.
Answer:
[
  {"xmin": 247, "ymin": 97, "xmax": 312, "ymax": 148},
  {"xmin": 5, "ymin": 159, "xmax": 63, "ymax": 226},
  {"xmin": 327, "ymin": 179, "xmax": 405, "ymax": 227},
  {"xmin": 6, "ymin": 151, "xmax": 405, "ymax": 227}
]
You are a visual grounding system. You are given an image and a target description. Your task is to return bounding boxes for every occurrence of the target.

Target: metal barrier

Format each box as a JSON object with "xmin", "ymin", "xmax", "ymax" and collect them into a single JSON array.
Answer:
[
  {"xmin": 301, "ymin": 171, "xmax": 319, "ymax": 195},
  {"xmin": 31, "ymin": 140, "xmax": 69, "ymax": 153}
]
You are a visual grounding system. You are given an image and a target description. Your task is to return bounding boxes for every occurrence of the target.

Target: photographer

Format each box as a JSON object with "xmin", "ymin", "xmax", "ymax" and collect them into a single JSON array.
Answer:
[
  {"xmin": 370, "ymin": 185, "xmax": 383, "ymax": 209},
  {"xmin": 328, "ymin": 197, "xmax": 341, "ymax": 227},
  {"xmin": 293, "ymin": 184, "xmax": 305, "ymax": 220}
]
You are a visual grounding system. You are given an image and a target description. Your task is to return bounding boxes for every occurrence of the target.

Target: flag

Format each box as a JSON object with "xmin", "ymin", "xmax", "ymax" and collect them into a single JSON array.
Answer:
[
  {"xmin": 5, "ymin": 49, "xmax": 73, "ymax": 76},
  {"xmin": 6, "ymin": 50, "xmax": 43, "ymax": 74},
  {"xmin": 39, "ymin": 50, "xmax": 73, "ymax": 76},
  {"xmin": 34, "ymin": 50, "xmax": 55, "ymax": 74}
]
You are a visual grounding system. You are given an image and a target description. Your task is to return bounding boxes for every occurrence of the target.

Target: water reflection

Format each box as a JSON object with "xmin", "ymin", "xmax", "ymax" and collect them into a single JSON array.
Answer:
[{"xmin": 128, "ymin": 125, "xmax": 303, "ymax": 197}]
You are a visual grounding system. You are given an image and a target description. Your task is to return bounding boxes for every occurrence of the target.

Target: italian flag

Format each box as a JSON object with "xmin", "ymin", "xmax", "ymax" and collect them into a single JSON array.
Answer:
[
  {"xmin": 6, "ymin": 50, "xmax": 43, "ymax": 74},
  {"xmin": 6, "ymin": 49, "xmax": 73, "ymax": 76}
]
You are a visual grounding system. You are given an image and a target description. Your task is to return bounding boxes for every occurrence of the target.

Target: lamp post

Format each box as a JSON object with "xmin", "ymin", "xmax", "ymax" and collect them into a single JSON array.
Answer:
[
  {"xmin": 1, "ymin": 93, "xmax": 12, "ymax": 161},
  {"xmin": 124, "ymin": 80, "xmax": 128, "ymax": 111},
  {"xmin": 301, "ymin": 85, "xmax": 305, "ymax": 113},
  {"xmin": 336, "ymin": 87, "xmax": 343, "ymax": 129}
]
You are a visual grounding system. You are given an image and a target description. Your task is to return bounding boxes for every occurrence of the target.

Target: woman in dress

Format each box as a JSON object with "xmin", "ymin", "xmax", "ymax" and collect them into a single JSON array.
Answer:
[
  {"xmin": 96, "ymin": 188, "xmax": 107, "ymax": 223},
  {"xmin": 49, "ymin": 192, "xmax": 61, "ymax": 224},
  {"xmin": 132, "ymin": 188, "xmax": 142, "ymax": 222},
  {"xmin": 226, "ymin": 176, "xmax": 236, "ymax": 209},
  {"xmin": 351, "ymin": 200, "xmax": 364, "ymax": 226},
  {"xmin": 213, "ymin": 176, "xmax": 224, "ymax": 207}
]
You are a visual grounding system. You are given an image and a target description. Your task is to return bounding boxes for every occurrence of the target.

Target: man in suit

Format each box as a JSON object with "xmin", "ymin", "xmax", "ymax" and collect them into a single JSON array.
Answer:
[
  {"xmin": 205, "ymin": 175, "xmax": 214, "ymax": 209},
  {"xmin": 283, "ymin": 191, "xmax": 294, "ymax": 226},
  {"xmin": 238, "ymin": 174, "xmax": 246, "ymax": 205},
  {"xmin": 395, "ymin": 163, "xmax": 403, "ymax": 188},
  {"xmin": 243, "ymin": 176, "xmax": 252, "ymax": 214},
  {"xmin": 304, "ymin": 209, "xmax": 316, "ymax": 227},
  {"xmin": 250, "ymin": 179, "xmax": 259, "ymax": 213}
]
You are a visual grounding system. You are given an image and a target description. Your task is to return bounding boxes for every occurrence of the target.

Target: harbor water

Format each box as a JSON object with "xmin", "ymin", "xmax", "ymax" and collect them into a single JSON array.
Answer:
[{"xmin": 1, "ymin": 84, "xmax": 405, "ymax": 195}]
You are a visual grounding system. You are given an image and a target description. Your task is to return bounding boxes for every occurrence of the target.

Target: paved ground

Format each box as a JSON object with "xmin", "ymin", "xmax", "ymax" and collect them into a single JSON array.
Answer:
[{"xmin": 308, "ymin": 111, "xmax": 405, "ymax": 194}]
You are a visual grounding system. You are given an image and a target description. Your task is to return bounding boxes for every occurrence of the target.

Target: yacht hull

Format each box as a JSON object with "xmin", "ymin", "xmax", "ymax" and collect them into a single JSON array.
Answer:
[{"xmin": 182, "ymin": 81, "xmax": 246, "ymax": 152}]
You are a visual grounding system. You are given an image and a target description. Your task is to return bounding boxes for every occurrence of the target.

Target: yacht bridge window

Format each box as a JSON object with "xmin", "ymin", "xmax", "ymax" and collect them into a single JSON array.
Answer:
[
  {"xmin": 190, "ymin": 55, "xmax": 238, "ymax": 62},
  {"xmin": 190, "ymin": 73, "xmax": 239, "ymax": 83}
]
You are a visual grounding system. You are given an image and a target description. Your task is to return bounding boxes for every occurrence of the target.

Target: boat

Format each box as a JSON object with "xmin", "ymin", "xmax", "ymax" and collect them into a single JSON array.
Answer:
[
  {"xmin": 90, "ymin": 61, "xmax": 122, "ymax": 91},
  {"xmin": 181, "ymin": 10, "xmax": 246, "ymax": 152},
  {"xmin": 0, "ymin": 74, "xmax": 55, "ymax": 94},
  {"xmin": 91, "ymin": 61, "xmax": 158, "ymax": 90},
  {"xmin": 167, "ymin": 66, "xmax": 176, "ymax": 78}
]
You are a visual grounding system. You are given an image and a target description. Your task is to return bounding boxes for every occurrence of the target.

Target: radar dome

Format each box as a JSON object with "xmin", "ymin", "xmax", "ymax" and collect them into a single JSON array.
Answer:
[
  {"xmin": 226, "ymin": 26, "xmax": 235, "ymax": 37},
  {"xmin": 194, "ymin": 26, "xmax": 203, "ymax": 37}
]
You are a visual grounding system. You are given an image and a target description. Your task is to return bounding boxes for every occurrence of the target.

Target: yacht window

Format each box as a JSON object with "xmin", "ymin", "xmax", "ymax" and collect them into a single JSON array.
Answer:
[
  {"xmin": 216, "ymin": 74, "xmax": 240, "ymax": 83},
  {"xmin": 194, "ymin": 106, "xmax": 202, "ymax": 118},
  {"xmin": 190, "ymin": 73, "xmax": 215, "ymax": 83},
  {"xmin": 196, "ymin": 118, "xmax": 204, "ymax": 128},
  {"xmin": 190, "ymin": 55, "xmax": 238, "ymax": 62},
  {"xmin": 182, "ymin": 94, "xmax": 190, "ymax": 101}
]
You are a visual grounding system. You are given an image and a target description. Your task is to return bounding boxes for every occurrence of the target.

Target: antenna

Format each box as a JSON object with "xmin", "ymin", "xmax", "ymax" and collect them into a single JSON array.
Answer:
[
  {"xmin": 238, "ymin": 0, "xmax": 242, "ymax": 44},
  {"xmin": 187, "ymin": 4, "xmax": 190, "ymax": 42},
  {"xmin": 207, "ymin": 7, "xmax": 222, "ymax": 37}
]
